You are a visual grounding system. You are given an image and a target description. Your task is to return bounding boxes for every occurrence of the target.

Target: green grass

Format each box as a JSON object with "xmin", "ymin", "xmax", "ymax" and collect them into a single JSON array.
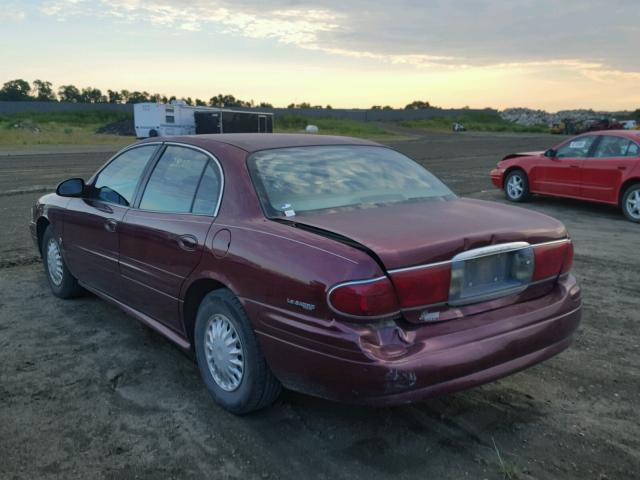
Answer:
[
  {"xmin": 0, "ymin": 110, "xmax": 134, "ymax": 147},
  {"xmin": 401, "ymin": 110, "xmax": 549, "ymax": 134},
  {"xmin": 275, "ymin": 115, "xmax": 406, "ymax": 140}
]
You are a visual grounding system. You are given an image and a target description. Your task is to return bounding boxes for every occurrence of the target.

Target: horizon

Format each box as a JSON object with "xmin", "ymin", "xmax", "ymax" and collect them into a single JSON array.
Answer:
[{"xmin": 2, "ymin": 1, "xmax": 639, "ymax": 111}]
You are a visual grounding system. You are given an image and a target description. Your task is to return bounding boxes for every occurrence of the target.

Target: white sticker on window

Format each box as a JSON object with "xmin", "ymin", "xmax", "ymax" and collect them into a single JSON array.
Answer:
[{"xmin": 569, "ymin": 141, "xmax": 586, "ymax": 149}]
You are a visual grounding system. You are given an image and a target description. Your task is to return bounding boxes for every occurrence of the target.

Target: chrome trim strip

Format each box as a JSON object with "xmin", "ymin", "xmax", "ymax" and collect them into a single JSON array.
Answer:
[
  {"xmin": 387, "ymin": 238, "xmax": 569, "ymax": 274},
  {"xmin": 451, "ymin": 241, "xmax": 530, "ymax": 262},
  {"xmin": 326, "ymin": 276, "xmax": 402, "ymax": 321}
]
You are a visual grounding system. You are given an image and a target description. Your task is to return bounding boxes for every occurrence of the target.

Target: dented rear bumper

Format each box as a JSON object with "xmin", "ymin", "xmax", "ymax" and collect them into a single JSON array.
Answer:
[{"xmin": 247, "ymin": 274, "xmax": 582, "ymax": 405}]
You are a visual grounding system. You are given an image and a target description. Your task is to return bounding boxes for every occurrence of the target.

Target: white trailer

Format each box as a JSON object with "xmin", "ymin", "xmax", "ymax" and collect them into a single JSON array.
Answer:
[{"xmin": 133, "ymin": 101, "xmax": 274, "ymax": 138}]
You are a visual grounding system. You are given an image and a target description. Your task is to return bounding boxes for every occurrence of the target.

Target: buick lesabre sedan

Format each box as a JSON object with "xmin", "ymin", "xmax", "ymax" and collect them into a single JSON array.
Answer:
[
  {"xmin": 491, "ymin": 130, "xmax": 640, "ymax": 222},
  {"xmin": 31, "ymin": 134, "xmax": 581, "ymax": 413}
]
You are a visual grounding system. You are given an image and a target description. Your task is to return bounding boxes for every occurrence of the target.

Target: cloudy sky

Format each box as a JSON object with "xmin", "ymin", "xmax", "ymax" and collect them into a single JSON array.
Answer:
[{"xmin": 1, "ymin": 0, "xmax": 639, "ymax": 110}]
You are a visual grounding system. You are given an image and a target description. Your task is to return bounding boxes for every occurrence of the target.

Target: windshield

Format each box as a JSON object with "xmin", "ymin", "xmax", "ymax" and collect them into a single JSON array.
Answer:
[{"xmin": 248, "ymin": 145, "xmax": 455, "ymax": 217}]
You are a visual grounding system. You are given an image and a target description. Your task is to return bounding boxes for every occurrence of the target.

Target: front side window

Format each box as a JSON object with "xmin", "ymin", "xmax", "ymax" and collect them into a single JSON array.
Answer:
[
  {"xmin": 556, "ymin": 136, "xmax": 597, "ymax": 158},
  {"xmin": 139, "ymin": 146, "xmax": 210, "ymax": 213},
  {"xmin": 248, "ymin": 145, "xmax": 455, "ymax": 216},
  {"xmin": 92, "ymin": 145, "xmax": 157, "ymax": 206},
  {"xmin": 591, "ymin": 136, "xmax": 633, "ymax": 158}
]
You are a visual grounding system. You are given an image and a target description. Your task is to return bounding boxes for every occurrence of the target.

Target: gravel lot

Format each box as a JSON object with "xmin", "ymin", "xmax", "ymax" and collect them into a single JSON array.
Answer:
[{"xmin": 1, "ymin": 131, "xmax": 638, "ymax": 479}]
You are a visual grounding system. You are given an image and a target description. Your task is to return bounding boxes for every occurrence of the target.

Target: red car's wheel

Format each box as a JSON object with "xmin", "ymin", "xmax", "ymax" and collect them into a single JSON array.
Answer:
[
  {"xmin": 194, "ymin": 289, "xmax": 281, "ymax": 414},
  {"xmin": 504, "ymin": 170, "xmax": 530, "ymax": 202},
  {"xmin": 622, "ymin": 183, "xmax": 640, "ymax": 223}
]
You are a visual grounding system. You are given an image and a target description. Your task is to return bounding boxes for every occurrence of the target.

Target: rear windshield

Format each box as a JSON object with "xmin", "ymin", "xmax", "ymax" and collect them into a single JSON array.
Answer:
[{"xmin": 248, "ymin": 145, "xmax": 455, "ymax": 216}]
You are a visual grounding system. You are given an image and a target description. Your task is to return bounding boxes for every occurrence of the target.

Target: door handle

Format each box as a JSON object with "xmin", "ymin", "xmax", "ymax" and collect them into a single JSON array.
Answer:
[
  {"xmin": 104, "ymin": 218, "xmax": 118, "ymax": 233},
  {"xmin": 569, "ymin": 164, "xmax": 580, "ymax": 168},
  {"xmin": 178, "ymin": 234, "xmax": 198, "ymax": 251},
  {"xmin": 618, "ymin": 166, "xmax": 627, "ymax": 170}
]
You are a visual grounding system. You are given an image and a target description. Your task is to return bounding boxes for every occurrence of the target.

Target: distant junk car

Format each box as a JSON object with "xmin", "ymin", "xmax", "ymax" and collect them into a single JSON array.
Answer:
[
  {"xmin": 134, "ymin": 101, "xmax": 273, "ymax": 138},
  {"xmin": 491, "ymin": 130, "xmax": 640, "ymax": 222},
  {"xmin": 32, "ymin": 134, "xmax": 581, "ymax": 413}
]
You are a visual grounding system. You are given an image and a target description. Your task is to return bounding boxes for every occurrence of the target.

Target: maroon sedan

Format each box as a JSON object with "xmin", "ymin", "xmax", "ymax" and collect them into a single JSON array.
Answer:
[
  {"xmin": 491, "ymin": 130, "xmax": 640, "ymax": 222},
  {"xmin": 31, "ymin": 134, "xmax": 581, "ymax": 413}
]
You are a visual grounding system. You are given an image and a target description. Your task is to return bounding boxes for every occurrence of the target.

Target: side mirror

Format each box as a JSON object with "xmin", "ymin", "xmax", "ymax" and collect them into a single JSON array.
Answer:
[
  {"xmin": 544, "ymin": 149, "xmax": 557, "ymax": 158},
  {"xmin": 56, "ymin": 178, "xmax": 85, "ymax": 197}
]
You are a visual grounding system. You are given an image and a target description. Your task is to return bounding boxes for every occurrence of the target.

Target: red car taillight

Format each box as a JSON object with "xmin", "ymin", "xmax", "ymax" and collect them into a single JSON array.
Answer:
[
  {"xmin": 389, "ymin": 263, "xmax": 452, "ymax": 308},
  {"xmin": 328, "ymin": 277, "xmax": 400, "ymax": 318},
  {"xmin": 533, "ymin": 240, "xmax": 573, "ymax": 281}
]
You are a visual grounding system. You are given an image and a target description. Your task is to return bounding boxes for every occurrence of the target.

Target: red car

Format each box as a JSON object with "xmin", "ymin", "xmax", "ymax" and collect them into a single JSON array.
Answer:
[
  {"xmin": 31, "ymin": 134, "xmax": 581, "ymax": 413},
  {"xmin": 491, "ymin": 130, "xmax": 640, "ymax": 222}
]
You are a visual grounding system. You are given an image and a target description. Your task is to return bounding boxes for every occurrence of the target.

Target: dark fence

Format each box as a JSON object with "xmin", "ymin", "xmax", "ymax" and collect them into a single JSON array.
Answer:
[{"xmin": 0, "ymin": 101, "xmax": 495, "ymax": 121}]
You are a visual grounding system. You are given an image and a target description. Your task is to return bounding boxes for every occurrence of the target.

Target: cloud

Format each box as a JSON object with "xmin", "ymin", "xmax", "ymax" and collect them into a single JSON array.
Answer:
[{"xmin": 38, "ymin": 0, "xmax": 640, "ymax": 78}]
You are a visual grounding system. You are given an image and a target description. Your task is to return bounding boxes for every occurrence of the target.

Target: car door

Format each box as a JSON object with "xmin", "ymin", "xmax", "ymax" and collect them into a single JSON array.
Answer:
[
  {"xmin": 117, "ymin": 144, "xmax": 223, "ymax": 333},
  {"xmin": 63, "ymin": 144, "xmax": 160, "ymax": 298},
  {"xmin": 535, "ymin": 136, "xmax": 598, "ymax": 197},
  {"xmin": 580, "ymin": 135, "xmax": 640, "ymax": 204}
]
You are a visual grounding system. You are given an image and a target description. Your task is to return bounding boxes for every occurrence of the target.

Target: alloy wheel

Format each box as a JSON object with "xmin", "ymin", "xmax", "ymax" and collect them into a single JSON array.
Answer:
[
  {"xmin": 204, "ymin": 314, "xmax": 245, "ymax": 391},
  {"xmin": 626, "ymin": 188, "xmax": 640, "ymax": 220},
  {"xmin": 507, "ymin": 174, "xmax": 524, "ymax": 200}
]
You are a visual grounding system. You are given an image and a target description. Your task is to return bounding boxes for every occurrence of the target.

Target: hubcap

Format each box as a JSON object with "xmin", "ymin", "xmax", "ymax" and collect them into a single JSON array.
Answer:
[
  {"xmin": 507, "ymin": 174, "xmax": 524, "ymax": 199},
  {"xmin": 626, "ymin": 189, "xmax": 640, "ymax": 220},
  {"xmin": 46, "ymin": 238, "xmax": 64, "ymax": 286},
  {"xmin": 204, "ymin": 314, "xmax": 244, "ymax": 391}
]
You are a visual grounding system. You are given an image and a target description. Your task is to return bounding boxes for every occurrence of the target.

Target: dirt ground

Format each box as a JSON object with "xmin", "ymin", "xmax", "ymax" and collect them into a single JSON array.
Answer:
[{"xmin": 1, "ymin": 131, "xmax": 638, "ymax": 480}]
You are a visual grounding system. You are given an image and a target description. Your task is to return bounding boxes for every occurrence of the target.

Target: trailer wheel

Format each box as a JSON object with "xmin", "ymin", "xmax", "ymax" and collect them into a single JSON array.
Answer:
[{"xmin": 149, "ymin": 129, "xmax": 159, "ymax": 137}]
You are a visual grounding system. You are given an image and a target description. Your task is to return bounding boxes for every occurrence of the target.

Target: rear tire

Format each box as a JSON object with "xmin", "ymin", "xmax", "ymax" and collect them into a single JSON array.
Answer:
[
  {"xmin": 42, "ymin": 226, "xmax": 82, "ymax": 298},
  {"xmin": 504, "ymin": 169, "xmax": 530, "ymax": 202},
  {"xmin": 148, "ymin": 129, "xmax": 158, "ymax": 137},
  {"xmin": 621, "ymin": 183, "xmax": 640, "ymax": 223},
  {"xmin": 194, "ymin": 289, "xmax": 281, "ymax": 414}
]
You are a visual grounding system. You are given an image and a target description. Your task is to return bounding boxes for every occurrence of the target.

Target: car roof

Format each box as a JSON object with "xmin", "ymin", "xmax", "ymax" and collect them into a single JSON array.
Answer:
[
  {"xmin": 139, "ymin": 133, "xmax": 381, "ymax": 153},
  {"xmin": 579, "ymin": 130, "xmax": 640, "ymax": 140}
]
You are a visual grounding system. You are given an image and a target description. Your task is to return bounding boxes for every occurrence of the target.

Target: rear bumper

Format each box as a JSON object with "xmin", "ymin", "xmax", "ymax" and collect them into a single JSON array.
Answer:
[
  {"xmin": 249, "ymin": 274, "xmax": 582, "ymax": 405},
  {"xmin": 490, "ymin": 168, "xmax": 504, "ymax": 188}
]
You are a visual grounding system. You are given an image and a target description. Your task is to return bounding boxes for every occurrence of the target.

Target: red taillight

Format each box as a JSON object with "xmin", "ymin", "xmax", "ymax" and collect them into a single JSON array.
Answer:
[
  {"xmin": 533, "ymin": 240, "xmax": 573, "ymax": 281},
  {"xmin": 328, "ymin": 277, "xmax": 400, "ymax": 318},
  {"xmin": 389, "ymin": 263, "xmax": 452, "ymax": 308}
]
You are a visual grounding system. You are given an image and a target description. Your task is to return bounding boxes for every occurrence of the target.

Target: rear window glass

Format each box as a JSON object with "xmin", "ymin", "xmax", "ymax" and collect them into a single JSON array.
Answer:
[{"xmin": 248, "ymin": 145, "xmax": 455, "ymax": 216}]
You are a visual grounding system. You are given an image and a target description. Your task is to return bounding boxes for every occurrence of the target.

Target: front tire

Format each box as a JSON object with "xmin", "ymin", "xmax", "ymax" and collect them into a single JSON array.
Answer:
[
  {"xmin": 194, "ymin": 289, "xmax": 281, "ymax": 414},
  {"xmin": 42, "ymin": 226, "xmax": 82, "ymax": 298},
  {"xmin": 621, "ymin": 183, "xmax": 640, "ymax": 223},
  {"xmin": 504, "ymin": 169, "xmax": 530, "ymax": 202}
]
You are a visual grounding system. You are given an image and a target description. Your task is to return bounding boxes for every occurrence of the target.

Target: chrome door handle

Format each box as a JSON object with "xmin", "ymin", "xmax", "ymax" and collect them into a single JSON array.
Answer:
[
  {"xmin": 104, "ymin": 218, "xmax": 118, "ymax": 233},
  {"xmin": 178, "ymin": 234, "xmax": 198, "ymax": 251}
]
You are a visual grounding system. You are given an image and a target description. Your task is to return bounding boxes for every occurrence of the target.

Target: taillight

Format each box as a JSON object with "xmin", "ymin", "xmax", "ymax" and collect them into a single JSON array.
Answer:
[
  {"xmin": 389, "ymin": 263, "xmax": 452, "ymax": 308},
  {"xmin": 533, "ymin": 240, "xmax": 573, "ymax": 281},
  {"xmin": 328, "ymin": 277, "xmax": 400, "ymax": 318}
]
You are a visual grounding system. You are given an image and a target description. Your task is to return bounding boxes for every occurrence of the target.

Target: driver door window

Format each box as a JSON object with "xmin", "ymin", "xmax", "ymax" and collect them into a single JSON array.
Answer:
[
  {"xmin": 556, "ymin": 136, "xmax": 597, "ymax": 158},
  {"xmin": 92, "ymin": 145, "xmax": 158, "ymax": 205}
]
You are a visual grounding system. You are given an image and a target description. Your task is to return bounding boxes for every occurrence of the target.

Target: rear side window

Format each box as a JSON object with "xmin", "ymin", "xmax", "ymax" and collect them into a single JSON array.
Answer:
[
  {"xmin": 556, "ymin": 136, "xmax": 596, "ymax": 158},
  {"xmin": 192, "ymin": 162, "xmax": 223, "ymax": 215},
  {"xmin": 626, "ymin": 142, "xmax": 639, "ymax": 157},
  {"xmin": 591, "ymin": 136, "xmax": 633, "ymax": 158},
  {"xmin": 139, "ymin": 146, "xmax": 216, "ymax": 213},
  {"xmin": 92, "ymin": 145, "xmax": 157, "ymax": 206}
]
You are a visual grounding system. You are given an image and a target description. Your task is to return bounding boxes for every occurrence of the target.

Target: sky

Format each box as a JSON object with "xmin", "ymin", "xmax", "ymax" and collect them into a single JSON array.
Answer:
[{"xmin": 1, "ymin": 0, "xmax": 639, "ymax": 111}]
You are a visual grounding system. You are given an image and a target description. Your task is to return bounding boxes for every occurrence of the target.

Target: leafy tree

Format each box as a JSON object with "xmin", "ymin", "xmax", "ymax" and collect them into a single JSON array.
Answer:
[
  {"xmin": 79, "ymin": 87, "xmax": 104, "ymax": 103},
  {"xmin": 258, "ymin": 102, "xmax": 273, "ymax": 108},
  {"xmin": 404, "ymin": 100, "xmax": 431, "ymax": 110},
  {"xmin": 32, "ymin": 80, "xmax": 56, "ymax": 101},
  {"xmin": 633, "ymin": 109, "xmax": 640, "ymax": 121},
  {"xmin": 195, "ymin": 98, "xmax": 207, "ymax": 106},
  {"xmin": 183, "ymin": 97, "xmax": 194, "ymax": 106},
  {"xmin": 127, "ymin": 91, "xmax": 150, "ymax": 103},
  {"xmin": 325, "ymin": 105, "xmax": 332, "ymax": 110},
  {"xmin": 0, "ymin": 79, "xmax": 32, "ymax": 101},
  {"xmin": 209, "ymin": 94, "xmax": 251, "ymax": 108},
  {"xmin": 107, "ymin": 89, "xmax": 122, "ymax": 103},
  {"xmin": 120, "ymin": 90, "xmax": 131, "ymax": 103},
  {"xmin": 148, "ymin": 93, "xmax": 163, "ymax": 103},
  {"xmin": 58, "ymin": 84, "xmax": 82, "ymax": 102}
]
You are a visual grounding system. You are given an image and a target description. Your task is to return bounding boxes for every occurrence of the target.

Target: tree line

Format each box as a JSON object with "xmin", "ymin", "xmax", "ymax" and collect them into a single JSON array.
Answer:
[{"xmin": 0, "ymin": 78, "xmax": 439, "ymax": 110}]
